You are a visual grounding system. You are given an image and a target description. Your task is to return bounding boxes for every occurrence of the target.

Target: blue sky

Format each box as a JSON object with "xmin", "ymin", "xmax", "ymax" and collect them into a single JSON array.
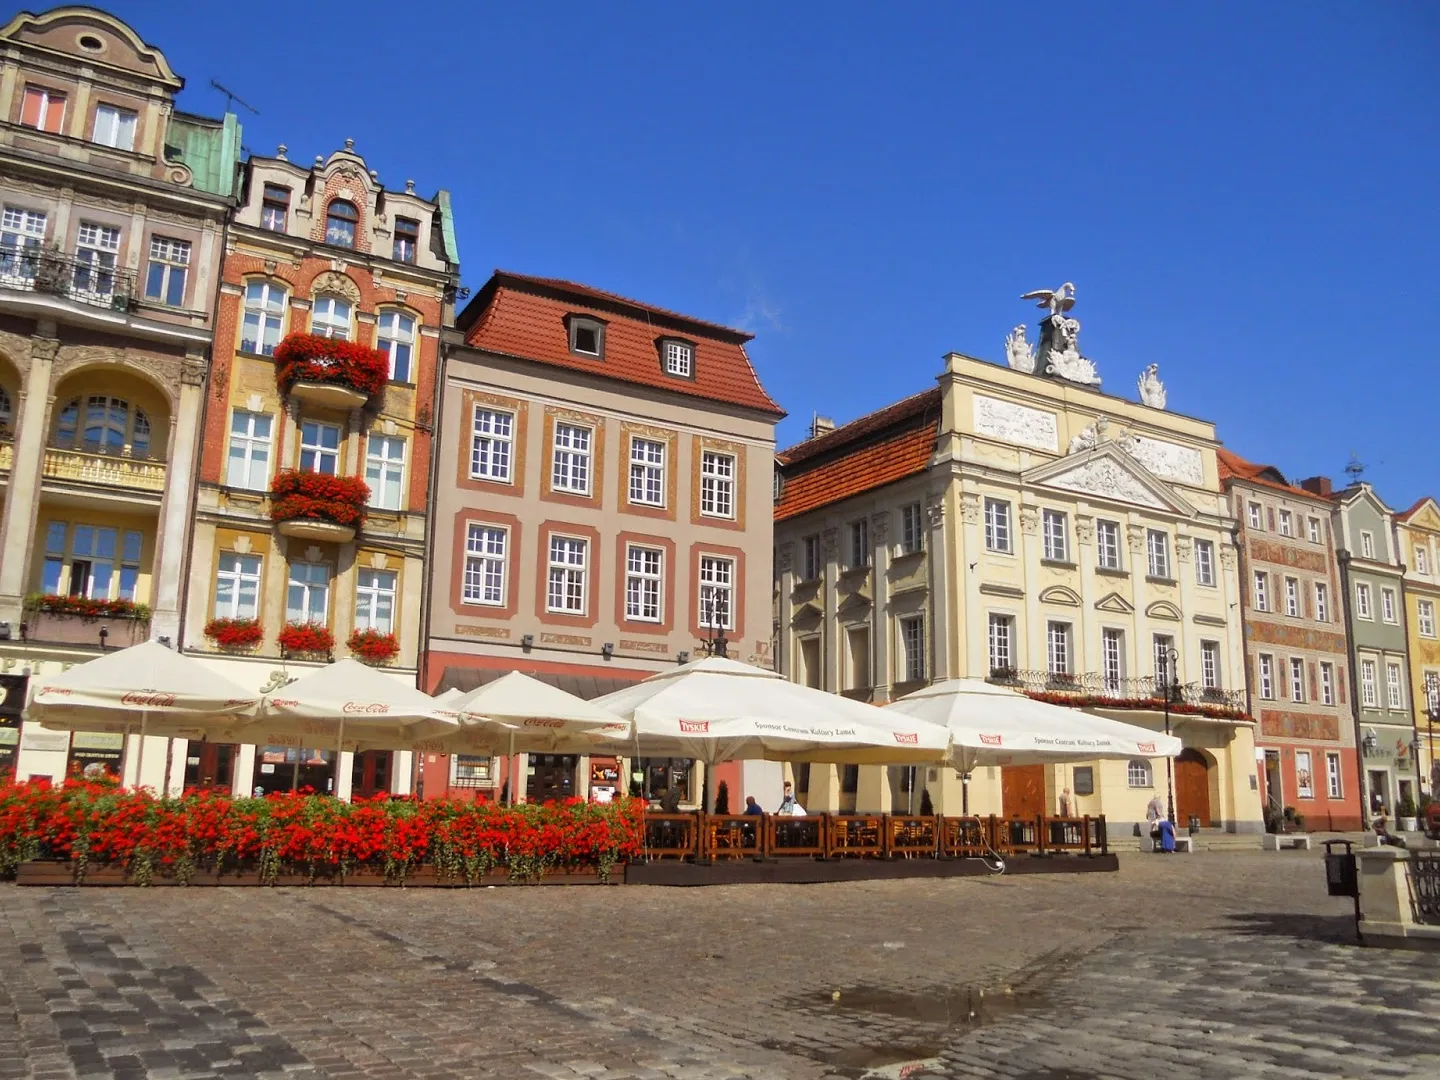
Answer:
[{"xmin": 116, "ymin": 2, "xmax": 1438, "ymax": 506}]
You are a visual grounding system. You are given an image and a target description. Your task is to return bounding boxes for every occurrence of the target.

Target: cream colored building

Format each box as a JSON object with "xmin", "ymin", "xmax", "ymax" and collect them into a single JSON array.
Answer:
[
  {"xmin": 1395, "ymin": 497, "xmax": 1440, "ymax": 800},
  {"xmin": 775, "ymin": 334, "xmax": 1265, "ymax": 833},
  {"xmin": 0, "ymin": 9, "xmax": 238, "ymax": 785}
]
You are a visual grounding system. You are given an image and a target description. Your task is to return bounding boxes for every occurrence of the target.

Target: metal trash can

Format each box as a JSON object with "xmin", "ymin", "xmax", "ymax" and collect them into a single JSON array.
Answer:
[
  {"xmin": 1187, "ymin": 815, "xmax": 1200, "ymax": 835},
  {"xmin": 1323, "ymin": 839, "xmax": 1357, "ymax": 898}
]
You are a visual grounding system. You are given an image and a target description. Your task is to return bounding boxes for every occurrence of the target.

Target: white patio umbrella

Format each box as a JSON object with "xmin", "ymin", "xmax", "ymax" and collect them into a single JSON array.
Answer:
[
  {"xmin": 27, "ymin": 640, "xmax": 263, "ymax": 786},
  {"xmin": 591, "ymin": 656, "xmax": 951, "ymax": 806},
  {"xmin": 233, "ymin": 659, "xmax": 459, "ymax": 764},
  {"xmin": 447, "ymin": 671, "xmax": 629, "ymax": 754},
  {"xmin": 885, "ymin": 678, "xmax": 1184, "ymax": 811},
  {"xmin": 430, "ymin": 687, "xmax": 467, "ymax": 721}
]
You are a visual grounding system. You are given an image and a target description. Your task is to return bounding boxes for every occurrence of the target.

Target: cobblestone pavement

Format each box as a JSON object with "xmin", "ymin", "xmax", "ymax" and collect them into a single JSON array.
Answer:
[{"xmin": 2, "ymin": 849, "xmax": 1438, "ymax": 1080}]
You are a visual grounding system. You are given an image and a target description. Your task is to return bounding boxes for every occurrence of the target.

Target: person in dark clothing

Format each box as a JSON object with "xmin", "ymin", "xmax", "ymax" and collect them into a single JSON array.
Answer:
[{"xmin": 743, "ymin": 795, "xmax": 764, "ymax": 816}]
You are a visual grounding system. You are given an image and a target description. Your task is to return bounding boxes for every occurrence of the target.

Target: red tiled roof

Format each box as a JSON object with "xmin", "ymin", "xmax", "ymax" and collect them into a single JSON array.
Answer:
[
  {"xmin": 775, "ymin": 389, "xmax": 940, "ymax": 522},
  {"xmin": 1216, "ymin": 447, "xmax": 1324, "ymax": 501},
  {"xmin": 1397, "ymin": 496, "xmax": 1439, "ymax": 522},
  {"xmin": 457, "ymin": 271, "xmax": 784, "ymax": 417}
]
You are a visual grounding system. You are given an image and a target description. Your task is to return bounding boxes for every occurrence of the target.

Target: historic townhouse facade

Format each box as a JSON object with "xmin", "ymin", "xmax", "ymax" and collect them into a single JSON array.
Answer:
[
  {"xmin": 1321, "ymin": 480, "xmax": 1416, "ymax": 817},
  {"xmin": 0, "ymin": 8, "xmax": 237, "ymax": 784},
  {"xmin": 423, "ymin": 273, "xmax": 782, "ymax": 805},
  {"xmin": 178, "ymin": 145, "xmax": 458, "ymax": 799},
  {"xmin": 1220, "ymin": 452, "xmax": 1360, "ymax": 830},
  {"xmin": 775, "ymin": 307, "xmax": 1264, "ymax": 833},
  {"xmin": 1395, "ymin": 496, "xmax": 1440, "ymax": 800}
]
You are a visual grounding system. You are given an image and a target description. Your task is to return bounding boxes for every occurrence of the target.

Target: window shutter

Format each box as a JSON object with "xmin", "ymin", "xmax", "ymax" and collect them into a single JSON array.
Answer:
[{"xmin": 20, "ymin": 87, "xmax": 42, "ymax": 127}]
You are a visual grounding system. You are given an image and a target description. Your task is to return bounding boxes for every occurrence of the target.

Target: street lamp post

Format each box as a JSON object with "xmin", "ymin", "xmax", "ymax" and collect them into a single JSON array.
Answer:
[
  {"xmin": 1426, "ymin": 675, "xmax": 1439, "ymax": 798},
  {"xmin": 1163, "ymin": 646, "xmax": 1179, "ymax": 826}
]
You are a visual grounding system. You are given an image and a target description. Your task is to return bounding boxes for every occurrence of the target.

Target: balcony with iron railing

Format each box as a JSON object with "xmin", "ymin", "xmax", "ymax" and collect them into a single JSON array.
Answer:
[
  {"xmin": 0, "ymin": 248, "xmax": 137, "ymax": 312},
  {"xmin": 986, "ymin": 669, "xmax": 1249, "ymax": 720}
]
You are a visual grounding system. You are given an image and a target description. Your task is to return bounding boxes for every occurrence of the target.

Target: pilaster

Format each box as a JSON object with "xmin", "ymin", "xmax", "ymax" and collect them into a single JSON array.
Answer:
[{"xmin": 0, "ymin": 335, "xmax": 57, "ymax": 621}]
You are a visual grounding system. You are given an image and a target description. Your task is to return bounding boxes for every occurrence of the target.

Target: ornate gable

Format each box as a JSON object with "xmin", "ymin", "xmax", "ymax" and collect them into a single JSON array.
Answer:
[
  {"xmin": 1024, "ymin": 445, "xmax": 1196, "ymax": 517},
  {"xmin": 1402, "ymin": 498, "xmax": 1440, "ymax": 535}
]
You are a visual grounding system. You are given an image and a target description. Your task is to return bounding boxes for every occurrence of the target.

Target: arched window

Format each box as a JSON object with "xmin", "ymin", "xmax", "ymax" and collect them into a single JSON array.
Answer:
[
  {"xmin": 0, "ymin": 384, "xmax": 12, "ymax": 433},
  {"xmin": 325, "ymin": 199, "xmax": 358, "ymax": 248},
  {"xmin": 310, "ymin": 295, "xmax": 351, "ymax": 340},
  {"xmin": 241, "ymin": 280, "xmax": 287, "ymax": 355},
  {"xmin": 377, "ymin": 309, "xmax": 415, "ymax": 382},
  {"xmin": 1127, "ymin": 759, "xmax": 1153, "ymax": 788},
  {"xmin": 55, "ymin": 395, "xmax": 151, "ymax": 457}
]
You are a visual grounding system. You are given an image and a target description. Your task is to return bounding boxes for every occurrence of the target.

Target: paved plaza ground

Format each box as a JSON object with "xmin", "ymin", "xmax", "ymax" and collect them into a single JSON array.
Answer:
[{"xmin": 1, "ymin": 848, "xmax": 1437, "ymax": 1080}]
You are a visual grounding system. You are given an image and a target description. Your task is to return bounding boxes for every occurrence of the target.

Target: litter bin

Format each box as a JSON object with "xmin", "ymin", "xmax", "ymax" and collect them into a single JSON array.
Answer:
[
  {"xmin": 1323, "ymin": 839, "xmax": 1357, "ymax": 898},
  {"xmin": 1187, "ymin": 815, "xmax": 1200, "ymax": 835}
]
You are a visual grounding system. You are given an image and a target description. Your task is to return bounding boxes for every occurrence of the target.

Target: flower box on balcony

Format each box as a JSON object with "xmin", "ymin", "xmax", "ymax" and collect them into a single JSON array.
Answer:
[
  {"xmin": 204, "ymin": 617, "xmax": 264, "ymax": 651},
  {"xmin": 269, "ymin": 469, "xmax": 368, "ymax": 543},
  {"xmin": 348, "ymin": 628, "xmax": 400, "ymax": 665},
  {"xmin": 278, "ymin": 621, "xmax": 334, "ymax": 658},
  {"xmin": 22, "ymin": 594, "xmax": 151, "ymax": 647},
  {"xmin": 273, "ymin": 334, "xmax": 388, "ymax": 409}
]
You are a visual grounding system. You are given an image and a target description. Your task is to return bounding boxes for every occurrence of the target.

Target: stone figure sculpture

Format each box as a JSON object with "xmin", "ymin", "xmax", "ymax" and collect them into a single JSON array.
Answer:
[
  {"xmin": 1137, "ymin": 363, "xmax": 1167, "ymax": 409},
  {"xmin": 1020, "ymin": 283, "xmax": 1077, "ymax": 317},
  {"xmin": 1016, "ymin": 282, "xmax": 1100, "ymax": 387},
  {"xmin": 1004, "ymin": 324, "xmax": 1036, "ymax": 373}
]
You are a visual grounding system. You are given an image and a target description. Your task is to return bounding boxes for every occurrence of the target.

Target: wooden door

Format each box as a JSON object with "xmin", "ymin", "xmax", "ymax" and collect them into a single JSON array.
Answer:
[
  {"xmin": 526, "ymin": 754, "xmax": 577, "ymax": 804},
  {"xmin": 183, "ymin": 744, "xmax": 235, "ymax": 791},
  {"xmin": 1175, "ymin": 749, "xmax": 1212, "ymax": 826},
  {"xmin": 1002, "ymin": 764, "xmax": 1047, "ymax": 819},
  {"xmin": 350, "ymin": 751, "xmax": 392, "ymax": 799}
]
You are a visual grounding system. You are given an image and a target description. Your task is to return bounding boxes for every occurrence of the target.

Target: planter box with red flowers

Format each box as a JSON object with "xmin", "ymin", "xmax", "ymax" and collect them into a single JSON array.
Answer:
[
  {"xmin": 273, "ymin": 333, "xmax": 389, "ymax": 409},
  {"xmin": 269, "ymin": 469, "xmax": 369, "ymax": 542},
  {"xmin": 1, "ymin": 781, "xmax": 645, "ymax": 887},
  {"xmin": 348, "ymin": 627, "xmax": 400, "ymax": 665},
  {"xmin": 22, "ymin": 594, "xmax": 151, "ymax": 647},
  {"xmin": 278, "ymin": 621, "xmax": 335, "ymax": 658},
  {"xmin": 204, "ymin": 617, "xmax": 264, "ymax": 651}
]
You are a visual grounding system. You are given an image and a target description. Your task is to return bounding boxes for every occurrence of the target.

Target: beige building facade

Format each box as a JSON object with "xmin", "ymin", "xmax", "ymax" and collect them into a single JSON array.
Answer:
[
  {"xmin": 1395, "ymin": 497, "xmax": 1440, "ymax": 802},
  {"xmin": 776, "ymin": 334, "xmax": 1265, "ymax": 833},
  {"xmin": 0, "ymin": 8, "xmax": 238, "ymax": 785}
]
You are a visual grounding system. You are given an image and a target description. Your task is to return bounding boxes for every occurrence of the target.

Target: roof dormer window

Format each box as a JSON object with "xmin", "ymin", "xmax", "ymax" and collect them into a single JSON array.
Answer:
[
  {"xmin": 661, "ymin": 338, "xmax": 695, "ymax": 378},
  {"xmin": 325, "ymin": 199, "xmax": 358, "ymax": 248},
  {"xmin": 567, "ymin": 315, "xmax": 605, "ymax": 358}
]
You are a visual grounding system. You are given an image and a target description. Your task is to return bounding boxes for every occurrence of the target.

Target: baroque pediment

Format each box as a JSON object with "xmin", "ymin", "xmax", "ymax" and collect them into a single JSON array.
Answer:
[
  {"xmin": 1038, "ymin": 585, "xmax": 1082, "ymax": 607},
  {"xmin": 1145, "ymin": 600, "xmax": 1183, "ymax": 622},
  {"xmin": 1095, "ymin": 592, "xmax": 1135, "ymax": 615},
  {"xmin": 1024, "ymin": 445, "xmax": 1195, "ymax": 516}
]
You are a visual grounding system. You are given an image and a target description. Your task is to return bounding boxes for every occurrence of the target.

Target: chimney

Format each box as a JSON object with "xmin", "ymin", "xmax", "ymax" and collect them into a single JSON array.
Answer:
[
  {"xmin": 810, "ymin": 414, "xmax": 836, "ymax": 440},
  {"xmin": 1298, "ymin": 476, "xmax": 1333, "ymax": 497}
]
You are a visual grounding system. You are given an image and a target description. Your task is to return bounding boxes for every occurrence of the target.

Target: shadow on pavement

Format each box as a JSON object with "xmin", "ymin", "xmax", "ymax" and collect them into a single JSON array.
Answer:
[{"xmin": 1223, "ymin": 910, "xmax": 1359, "ymax": 945}]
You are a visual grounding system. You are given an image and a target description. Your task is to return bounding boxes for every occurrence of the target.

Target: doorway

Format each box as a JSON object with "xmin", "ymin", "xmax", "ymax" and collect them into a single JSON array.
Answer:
[
  {"xmin": 252, "ymin": 747, "xmax": 336, "ymax": 796},
  {"xmin": 1175, "ymin": 749, "xmax": 1213, "ymax": 826},
  {"xmin": 1262, "ymin": 750, "xmax": 1282, "ymax": 812},
  {"xmin": 526, "ymin": 754, "xmax": 577, "ymax": 804},
  {"xmin": 350, "ymin": 751, "xmax": 392, "ymax": 799},
  {"xmin": 1001, "ymin": 764, "xmax": 1047, "ymax": 819},
  {"xmin": 1368, "ymin": 769, "xmax": 1390, "ymax": 816},
  {"xmin": 183, "ymin": 744, "xmax": 235, "ymax": 791}
]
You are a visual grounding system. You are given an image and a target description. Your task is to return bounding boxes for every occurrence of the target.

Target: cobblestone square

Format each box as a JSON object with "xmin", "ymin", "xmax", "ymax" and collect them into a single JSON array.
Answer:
[{"xmin": 2, "ymin": 850, "xmax": 1437, "ymax": 1079}]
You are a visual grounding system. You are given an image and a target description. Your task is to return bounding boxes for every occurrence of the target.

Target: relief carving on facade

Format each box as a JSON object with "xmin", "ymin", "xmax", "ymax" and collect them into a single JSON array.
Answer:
[
  {"xmin": 1219, "ymin": 546, "xmax": 1238, "ymax": 569},
  {"xmin": 1260, "ymin": 711, "xmax": 1341, "ymax": 742},
  {"xmin": 1046, "ymin": 457, "xmax": 1167, "ymax": 511},
  {"xmin": 928, "ymin": 496, "xmax": 947, "ymax": 528},
  {"xmin": 1174, "ymin": 536, "xmax": 1193, "ymax": 563},
  {"xmin": 1074, "ymin": 516, "xmax": 1095, "ymax": 546},
  {"xmin": 1126, "ymin": 436, "xmax": 1204, "ymax": 485},
  {"xmin": 1247, "ymin": 621, "xmax": 1348, "ymax": 654},
  {"xmin": 1249, "ymin": 538, "xmax": 1330, "ymax": 575},
  {"xmin": 1127, "ymin": 524, "xmax": 1148, "ymax": 553},
  {"xmin": 972, "ymin": 395, "xmax": 1059, "ymax": 452},
  {"xmin": 1018, "ymin": 507, "xmax": 1039, "ymax": 535},
  {"xmin": 959, "ymin": 493, "xmax": 980, "ymax": 524},
  {"xmin": 312, "ymin": 271, "xmax": 361, "ymax": 305}
]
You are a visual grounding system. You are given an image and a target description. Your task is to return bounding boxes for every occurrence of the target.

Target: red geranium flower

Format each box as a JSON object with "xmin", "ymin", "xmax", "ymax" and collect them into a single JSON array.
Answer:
[
  {"xmin": 269, "ymin": 469, "xmax": 370, "ymax": 527},
  {"xmin": 277, "ymin": 622, "xmax": 335, "ymax": 655},
  {"xmin": 204, "ymin": 617, "xmax": 264, "ymax": 649},
  {"xmin": 347, "ymin": 628, "xmax": 399, "ymax": 664},
  {"xmin": 273, "ymin": 333, "xmax": 389, "ymax": 399}
]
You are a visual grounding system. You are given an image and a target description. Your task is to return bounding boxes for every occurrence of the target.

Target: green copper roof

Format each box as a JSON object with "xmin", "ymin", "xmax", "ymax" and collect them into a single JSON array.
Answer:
[
  {"xmin": 437, "ymin": 188, "xmax": 460, "ymax": 265},
  {"xmin": 165, "ymin": 111, "xmax": 242, "ymax": 199}
]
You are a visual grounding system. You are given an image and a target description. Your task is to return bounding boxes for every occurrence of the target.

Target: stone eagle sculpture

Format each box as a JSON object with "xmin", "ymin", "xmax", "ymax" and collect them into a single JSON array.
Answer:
[{"xmin": 1020, "ymin": 282, "xmax": 1076, "ymax": 317}]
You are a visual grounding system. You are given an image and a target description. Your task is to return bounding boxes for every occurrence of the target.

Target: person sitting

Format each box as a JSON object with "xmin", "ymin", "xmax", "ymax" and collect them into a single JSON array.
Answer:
[
  {"xmin": 742, "ymin": 795, "xmax": 765, "ymax": 816},
  {"xmin": 1156, "ymin": 816, "xmax": 1177, "ymax": 853}
]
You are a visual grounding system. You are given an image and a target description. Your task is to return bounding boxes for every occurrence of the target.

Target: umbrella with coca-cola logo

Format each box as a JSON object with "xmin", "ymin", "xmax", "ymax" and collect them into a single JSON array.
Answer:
[{"xmin": 27, "ymin": 640, "xmax": 264, "ymax": 788}]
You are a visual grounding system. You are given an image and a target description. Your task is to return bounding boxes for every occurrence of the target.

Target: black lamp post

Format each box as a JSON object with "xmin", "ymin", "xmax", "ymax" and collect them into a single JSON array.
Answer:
[
  {"xmin": 1426, "ymin": 675, "xmax": 1439, "ymax": 797},
  {"xmin": 1162, "ymin": 646, "xmax": 1180, "ymax": 826}
]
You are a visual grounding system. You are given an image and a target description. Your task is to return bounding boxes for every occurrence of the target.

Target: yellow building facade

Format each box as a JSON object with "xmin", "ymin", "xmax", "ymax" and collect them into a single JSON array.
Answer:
[{"xmin": 1395, "ymin": 497, "xmax": 1440, "ymax": 800}]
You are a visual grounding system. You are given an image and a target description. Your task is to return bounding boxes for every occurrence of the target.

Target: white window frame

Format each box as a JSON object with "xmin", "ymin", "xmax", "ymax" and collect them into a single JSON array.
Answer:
[
  {"xmin": 1326, "ymin": 753, "xmax": 1343, "ymax": 799},
  {"xmin": 22, "ymin": 86, "xmax": 66, "ymax": 132},
  {"xmin": 1042, "ymin": 509, "xmax": 1068, "ymax": 562},
  {"xmin": 1360, "ymin": 659, "xmax": 1377, "ymax": 707},
  {"xmin": 1253, "ymin": 570, "xmax": 1269, "ymax": 612},
  {"xmin": 470, "ymin": 407, "xmax": 514, "ymax": 482},
  {"xmin": 1295, "ymin": 750, "xmax": 1314, "ymax": 799},
  {"xmin": 699, "ymin": 450, "xmax": 736, "ymax": 519},
  {"xmin": 299, "ymin": 420, "xmax": 342, "ymax": 475},
  {"xmin": 1096, "ymin": 519, "xmax": 1121, "ymax": 570},
  {"xmin": 1194, "ymin": 539, "xmax": 1215, "ymax": 586},
  {"xmin": 848, "ymin": 519, "xmax": 870, "ymax": 569},
  {"xmin": 1046, "ymin": 621, "xmax": 1071, "ymax": 676},
  {"xmin": 624, "ymin": 544, "xmax": 663, "ymax": 623},
  {"xmin": 226, "ymin": 409, "xmax": 272, "ymax": 490},
  {"xmin": 73, "ymin": 219, "xmax": 120, "ymax": 300},
  {"xmin": 984, "ymin": 498, "xmax": 1012, "ymax": 553},
  {"xmin": 1127, "ymin": 760, "xmax": 1152, "ymax": 788},
  {"xmin": 0, "ymin": 205, "xmax": 46, "ymax": 285},
  {"xmin": 1387, "ymin": 663, "xmax": 1404, "ymax": 709},
  {"xmin": 1285, "ymin": 577, "xmax": 1300, "ymax": 618},
  {"xmin": 988, "ymin": 613, "xmax": 1014, "ymax": 674},
  {"xmin": 545, "ymin": 535, "xmax": 588, "ymax": 615},
  {"xmin": 1417, "ymin": 547, "xmax": 1429, "ymax": 575},
  {"xmin": 310, "ymin": 295, "xmax": 351, "ymax": 340},
  {"xmin": 144, "ymin": 235, "xmax": 190, "ymax": 307},
  {"xmin": 377, "ymin": 310, "xmax": 416, "ymax": 382},
  {"xmin": 93, "ymin": 103, "xmax": 137, "ymax": 150},
  {"xmin": 802, "ymin": 535, "xmax": 821, "ymax": 581},
  {"xmin": 285, "ymin": 560, "xmax": 329, "ymax": 624},
  {"xmin": 1248, "ymin": 502, "xmax": 1263, "ymax": 530},
  {"xmin": 462, "ymin": 524, "xmax": 507, "ymax": 606},
  {"xmin": 365, "ymin": 434, "xmax": 406, "ymax": 510},
  {"xmin": 698, "ymin": 554, "xmax": 735, "ymax": 631},
  {"xmin": 899, "ymin": 615, "xmax": 926, "ymax": 683},
  {"xmin": 1356, "ymin": 582, "xmax": 1372, "ymax": 620},
  {"xmin": 354, "ymin": 568, "xmax": 397, "ymax": 634},
  {"xmin": 241, "ymin": 280, "xmax": 287, "ymax": 355},
  {"xmin": 663, "ymin": 340, "xmax": 693, "ymax": 377},
  {"xmin": 214, "ymin": 552, "xmax": 262, "ymax": 619},
  {"xmin": 1153, "ymin": 635, "xmax": 1176, "ymax": 684},
  {"xmin": 1278, "ymin": 509, "xmax": 1293, "ymax": 537},
  {"xmin": 1259, "ymin": 654, "xmax": 1274, "ymax": 700},
  {"xmin": 900, "ymin": 503, "xmax": 924, "ymax": 555},
  {"xmin": 1314, "ymin": 582, "xmax": 1329, "ymax": 623},
  {"xmin": 1381, "ymin": 588, "xmax": 1397, "ymax": 624},
  {"xmin": 1320, "ymin": 662, "xmax": 1335, "ymax": 706},
  {"xmin": 1201, "ymin": 640, "xmax": 1220, "ymax": 690},
  {"xmin": 1307, "ymin": 517, "xmax": 1321, "ymax": 544},
  {"xmin": 1102, "ymin": 628, "xmax": 1124, "ymax": 690},
  {"xmin": 1290, "ymin": 658, "xmax": 1306, "ymax": 702},
  {"xmin": 1419, "ymin": 600, "xmax": 1436, "ymax": 638},
  {"xmin": 550, "ymin": 422, "xmax": 593, "ymax": 496},
  {"xmin": 1146, "ymin": 529, "xmax": 1170, "ymax": 579},
  {"xmin": 628, "ymin": 436, "xmax": 665, "ymax": 507},
  {"xmin": 1361, "ymin": 531, "xmax": 1375, "ymax": 559}
]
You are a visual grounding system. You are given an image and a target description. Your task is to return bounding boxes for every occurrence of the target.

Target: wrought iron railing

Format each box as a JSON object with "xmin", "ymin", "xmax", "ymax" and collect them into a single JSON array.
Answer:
[
  {"xmin": 0, "ymin": 248, "xmax": 137, "ymax": 311},
  {"xmin": 987, "ymin": 670, "xmax": 1245, "ymax": 712},
  {"xmin": 1410, "ymin": 851, "xmax": 1440, "ymax": 926}
]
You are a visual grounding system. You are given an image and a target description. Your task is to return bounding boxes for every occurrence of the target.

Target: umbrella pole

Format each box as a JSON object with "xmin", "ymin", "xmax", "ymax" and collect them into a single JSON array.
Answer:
[
  {"xmin": 506, "ymin": 729, "xmax": 516, "ymax": 806},
  {"xmin": 335, "ymin": 718, "xmax": 345, "ymax": 801},
  {"xmin": 961, "ymin": 771, "xmax": 970, "ymax": 816},
  {"xmin": 133, "ymin": 711, "xmax": 149, "ymax": 791}
]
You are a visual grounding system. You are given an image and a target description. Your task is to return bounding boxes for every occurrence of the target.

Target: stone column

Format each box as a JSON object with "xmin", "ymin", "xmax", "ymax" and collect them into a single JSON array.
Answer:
[
  {"xmin": 150, "ymin": 357, "xmax": 206, "ymax": 641},
  {"xmin": 926, "ymin": 494, "xmax": 951, "ymax": 681},
  {"xmin": 0, "ymin": 333, "xmax": 57, "ymax": 623}
]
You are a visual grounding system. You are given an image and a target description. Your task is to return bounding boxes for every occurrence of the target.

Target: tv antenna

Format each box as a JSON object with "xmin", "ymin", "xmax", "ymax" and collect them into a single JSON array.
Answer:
[
  {"xmin": 211, "ymin": 79, "xmax": 259, "ymax": 117},
  {"xmin": 1344, "ymin": 453, "xmax": 1365, "ymax": 484}
]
